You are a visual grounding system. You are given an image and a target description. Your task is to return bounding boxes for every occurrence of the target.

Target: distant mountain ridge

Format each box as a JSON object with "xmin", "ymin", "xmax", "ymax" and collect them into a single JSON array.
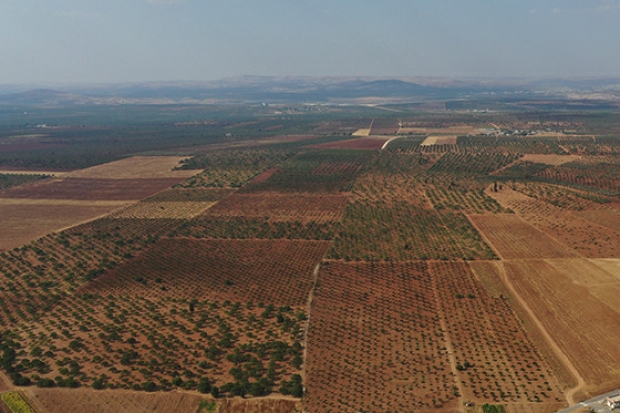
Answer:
[{"xmin": 1, "ymin": 76, "xmax": 620, "ymax": 106}]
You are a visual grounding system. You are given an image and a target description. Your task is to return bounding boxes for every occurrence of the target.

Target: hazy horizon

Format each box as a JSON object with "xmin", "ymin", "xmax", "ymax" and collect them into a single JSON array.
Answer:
[{"xmin": 2, "ymin": 0, "xmax": 620, "ymax": 85}]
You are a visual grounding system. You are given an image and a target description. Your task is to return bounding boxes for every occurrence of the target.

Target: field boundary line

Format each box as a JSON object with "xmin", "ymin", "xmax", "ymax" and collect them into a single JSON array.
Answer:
[
  {"xmin": 301, "ymin": 262, "xmax": 321, "ymax": 393},
  {"xmin": 430, "ymin": 267, "xmax": 465, "ymax": 411},
  {"xmin": 494, "ymin": 260, "xmax": 585, "ymax": 405},
  {"xmin": 464, "ymin": 213, "xmax": 503, "ymax": 259}
]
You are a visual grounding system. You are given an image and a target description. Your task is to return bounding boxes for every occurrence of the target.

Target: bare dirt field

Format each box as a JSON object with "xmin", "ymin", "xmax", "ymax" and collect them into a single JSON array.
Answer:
[
  {"xmin": 420, "ymin": 135, "xmax": 458, "ymax": 146},
  {"xmin": 352, "ymin": 128, "xmax": 371, "ymax": 136},
  {"xmin": 0, "ymin": 203, "xmax": 123, "ymax": 250},
  {"xmin": 203, "ymin": 192, "xmax": 348, "ymax": 223},
  {"xmin": 575, "ymin": 209, "xmax": 620, "ymax": 232},
  {"xmin": 468, "ymin": 214, "xmax": 580, "ymax": 259},
  {"xmin": 501, "ymin": 259, "xmax": 620, "ymax": 397},
  {"xmin": 521, "ymin": 154, "xmax": 580, "ymax": 165},
  {"xmin": 306, "ymin": 137, "xmax": 389, "ymax": 150},
  {"xmin": 65, "ymin": 156, "xmax": 200, "ymax": 179},
  {"xmin": 0, "ymin": 178, "xmax": 186, "ymax": 200}
]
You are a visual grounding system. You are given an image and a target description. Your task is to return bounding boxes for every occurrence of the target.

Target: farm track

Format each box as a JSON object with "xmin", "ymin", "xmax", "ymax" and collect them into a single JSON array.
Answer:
[
  {"xmin": 301, "ymin": 262, "xmax": 321, "ymax": 390},
  {"xmin": 494, "ymin": 261, "xmax": 585, "ymax": 405},
  {"xmin": 430, "ymin": 269, "xmax": 465, "ymax": 411}
]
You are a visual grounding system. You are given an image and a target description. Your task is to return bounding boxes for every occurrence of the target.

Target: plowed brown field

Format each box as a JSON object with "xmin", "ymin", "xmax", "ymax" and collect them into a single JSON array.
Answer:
[
  {"xmin": 502, "ymin": 259, "xmax": 620, "ymax": 397},
  {"xmin": 0, "ymin": 202, "xmax": 123, "ymax": 250}
]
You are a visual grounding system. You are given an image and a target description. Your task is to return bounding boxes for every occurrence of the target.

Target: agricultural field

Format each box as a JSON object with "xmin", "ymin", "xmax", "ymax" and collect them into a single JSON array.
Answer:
[
  {"xmin": 26, "ymin": 388, "xmax": 300, "ymax": 413},
  {"xmin": 429, "ymin": 261, "xmax": 566, "ymax": 408},
  {"xmin": 420, "ymin": 135, "xmax": 458, "ymax": 146},
  {"xmin": 63, "ymin": 156, "xmax": 200, "ymax": 180},
  {"xmin": 306, "ymin": 137, "xmax": 389, "ymax": 150},
  {"xmin": 1, "ymin": 106, "xmax": 620, "ymax": 413},
  {"xmin": 493, "ymin": 259, "xmax": 620, "ymax": 398},
  {"xmin": 0, "ymin": 174, "xmax": 50, "ymax": 190},
  {"xmin": 80, "ymin": 238, "xmax": 330, "ymax": 306},
  {"xmin": 203, "ymin": 192, "xmax": 349, "ymax": 223},
  {"xmin": 0, "ymin": 156, "xmax": 201, "ymax": 251},
  {"xmin": 468, "ymin": 214, "xmax": 580, "ymax": 259},
  {"xmin": 0, "ymin": 201, "xmax": 123, "ymax": 251},
  {"xmin": 305, "ymin": 261, "xmax": 458, "ymax": 413}
]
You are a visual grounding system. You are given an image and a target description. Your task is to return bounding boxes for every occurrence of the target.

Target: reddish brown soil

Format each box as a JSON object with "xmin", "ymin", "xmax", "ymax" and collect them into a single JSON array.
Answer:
[
  {"xmin": 0, "ymin": 178, "xmax": 185, "ymax": 200},
  {"xmin": 487, "ymin": 186, "xmax": 620, "ymax": 258},
  {"xmin": 306, "ymin": 137, "xmax": 389, "ymax": 150},
  {"xmin": 429, "ymin": 261, "xmax": 566, "ymax": 405},
  {"xmin": 202, "ymin": 192, "xmax": 349, "ymax": 223},
  {"xmin": 305, "ymin": 260, "xmax": 459, "ymax": 413},
  {"xmin": 80, "ymin": 238, "xmax": 331, "ymax": 306},
  {"xmin": 250, "ymin": 168, "xmax": 280, "ymax": 183}
]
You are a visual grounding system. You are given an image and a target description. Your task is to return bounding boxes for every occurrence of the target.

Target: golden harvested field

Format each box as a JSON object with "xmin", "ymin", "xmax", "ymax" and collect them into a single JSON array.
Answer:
[
  {"xmin": 468, "ymin": 214, "xmax": 580, "ymax": 259},
  {"xmin": 501, "ymin": 259, "xmax": 620, "ymax": 396},
  {"xmin": 352, "ymin": 128, "xmax": 371, "ymax": 136},
  {"xmin": 109, "ymin": 201, "xmax": 215, "ymax": 219},
  {"xmin": 521, "ymin": 154, "xmax": 580, "ymax": 165},
  {"xmin": 65, "ymin": 156, "xmax": 200, "ymax": 179},
  {"xmin": 575, "ymin": 209, "xmax": 620, "ymax": 231},
  {"xmin": 589, "ymin": 258, "xmax": 620, "ymax": 276},
  {"xmin": 0, "ymin": 202, "xmax": 123, "ymax": 250},
  {"xmin": 420, "ymin": 135, "xmax": 458, "ymax": 146},
  {"xmin": 399, "ymin": 126, "xmax": 482, "ymax": 135}
]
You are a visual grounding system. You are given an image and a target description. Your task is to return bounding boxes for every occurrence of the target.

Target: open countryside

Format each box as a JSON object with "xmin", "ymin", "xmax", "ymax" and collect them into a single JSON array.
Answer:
[{"xmin": 1, "ymin": 101, "xmax": 620, "ymax": 413}]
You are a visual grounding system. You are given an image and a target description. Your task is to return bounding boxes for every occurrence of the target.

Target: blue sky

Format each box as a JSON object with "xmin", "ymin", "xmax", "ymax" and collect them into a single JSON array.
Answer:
[{"xmin": 1, "ymin": 0, "xmax": 620, "ymax": 84}]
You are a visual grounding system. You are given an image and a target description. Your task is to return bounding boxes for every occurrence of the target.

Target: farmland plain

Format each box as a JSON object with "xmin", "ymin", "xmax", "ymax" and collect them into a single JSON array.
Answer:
[{"xmin": 1, "ymin": 105, "xmax": 620, "ymax": 413}]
